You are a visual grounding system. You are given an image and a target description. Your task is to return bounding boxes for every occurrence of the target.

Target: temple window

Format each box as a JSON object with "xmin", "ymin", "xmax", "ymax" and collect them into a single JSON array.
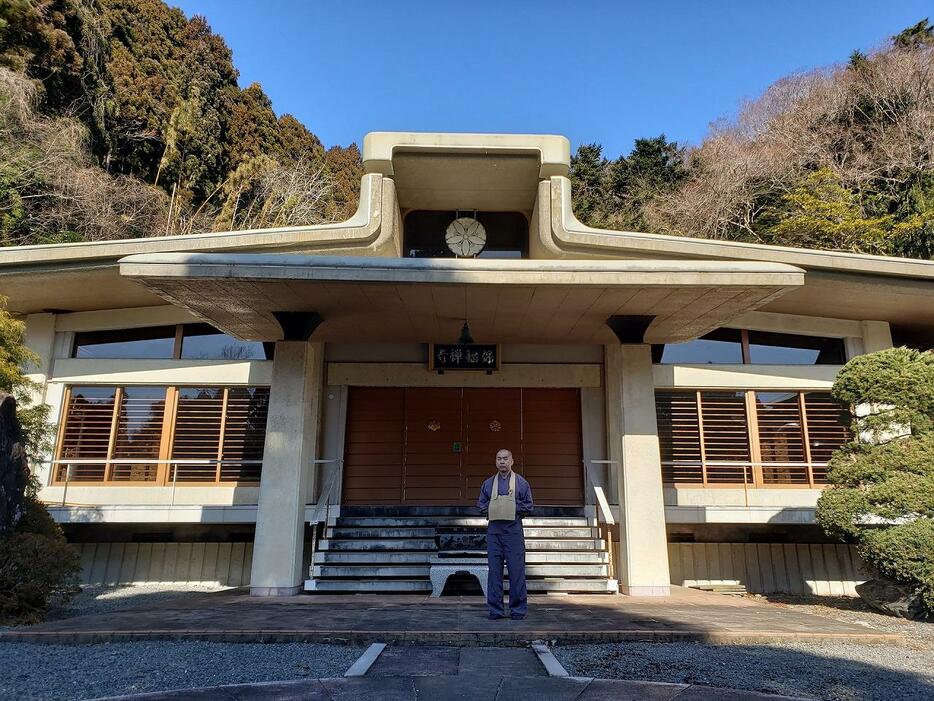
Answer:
[
  {"xmin": 653, "ymin": 329, "xmax": 846, "ymax": 365},
  {"xmin": 72, "ymin": 324, "xmax": 273, "ymax": 360},
  {"xmin": 53, "ymin": 385, "xmax": 270, "ymax": 485},
  {"xmin": 655, "ymin": 389, "xmax": 851, "ymax": 487}
]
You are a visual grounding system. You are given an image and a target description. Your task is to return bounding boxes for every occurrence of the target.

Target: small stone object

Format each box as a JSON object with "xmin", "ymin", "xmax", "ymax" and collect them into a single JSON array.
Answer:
[
  {"xmin": 856, "ymin": 578, "xmax": 930, "ymax": 621},
  {"xmin": 429, "ymin": 562, "xmax": 489, "ymax": 598},
  {"xmin": 0, "ymin": 392, "xmax": 28, "ymax": 534},
  {"xmin": 435, "ymin": 526, "xmax": 486, "ymax": 552}
]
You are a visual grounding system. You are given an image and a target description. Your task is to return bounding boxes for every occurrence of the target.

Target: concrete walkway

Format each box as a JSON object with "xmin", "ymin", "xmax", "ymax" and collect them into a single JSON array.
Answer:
[
  {"xmin": 95, "ymin": 645, "xmax": 813, "ymax": 700},
  {"xmin": 0, "ymin": 586, "xmax": 898, "ymax": 645}
]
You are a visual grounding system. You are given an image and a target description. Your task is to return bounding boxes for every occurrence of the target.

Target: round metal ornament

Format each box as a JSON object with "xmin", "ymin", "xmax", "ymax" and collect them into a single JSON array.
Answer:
[{"xmin": 445, "ymin": 217, "xmax": 487, "ymax": 257}]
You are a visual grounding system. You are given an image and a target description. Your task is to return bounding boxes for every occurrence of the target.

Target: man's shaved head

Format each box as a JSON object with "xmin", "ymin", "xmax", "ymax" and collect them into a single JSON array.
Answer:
[{"xmin": 495, "ymin": 449, "xmax": 514, "ymax": 475}]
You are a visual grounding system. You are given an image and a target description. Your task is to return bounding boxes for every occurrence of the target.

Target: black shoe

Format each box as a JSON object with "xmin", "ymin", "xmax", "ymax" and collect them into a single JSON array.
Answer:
[
  {"xmin": 488, "ymin": 613, "xmax": 505, "ymax": 620},
  {"xmin": 510, "ymin": 614, "xmax": 526, "ymax": 620}
]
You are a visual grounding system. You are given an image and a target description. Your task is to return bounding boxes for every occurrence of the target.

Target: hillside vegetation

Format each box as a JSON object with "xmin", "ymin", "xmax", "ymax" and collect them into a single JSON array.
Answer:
[
  {"xmin": 1, "ymin": 4, "xmax": 933, "ymax": 260},
  {"xmin": 570, "ymin": 20, "xmax": 934, "ymax": 260},
  {"xmin": 0, "ymin": 0, "xmax": 361, "ymax": 245}
]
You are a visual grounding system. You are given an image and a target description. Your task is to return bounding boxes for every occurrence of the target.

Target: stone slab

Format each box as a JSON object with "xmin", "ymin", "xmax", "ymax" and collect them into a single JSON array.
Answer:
[
  {"xmin": 493, "ymin": 676, "xmax": 593, "ymax": 700},
  {"xmin": 320, "ymin": 676, "xmax": 416, "ymax": 701},
  {"xmin": 457, "ymin": 647, "xmax": 545, "ymax": 677},
  {"xmin": 413, "ymin": 674, "xmax": 505, "ymax": 700},
  {"xmin": 366, "ymin": 645, "xmax": 460, "ymax": 676},
  {"xmin": 575, "ymin": 678, "xmax": 689, "ymax": 701}
]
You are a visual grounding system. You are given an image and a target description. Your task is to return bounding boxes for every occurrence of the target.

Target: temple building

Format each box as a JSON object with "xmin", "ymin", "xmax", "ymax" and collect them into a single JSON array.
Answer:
[{"xmin": 3, "ymin": 132, "xmax": 933, "ymax": 596}]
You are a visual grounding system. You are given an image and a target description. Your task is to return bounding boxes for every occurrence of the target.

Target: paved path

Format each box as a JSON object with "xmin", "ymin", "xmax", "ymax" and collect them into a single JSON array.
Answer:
[
  {"xmin": 95, "ymin": 645, "xmax": 813, "ymax": 700},
  {"xmin": 0, "ymin": 586, "xmax": 898, "ymax": 645}
]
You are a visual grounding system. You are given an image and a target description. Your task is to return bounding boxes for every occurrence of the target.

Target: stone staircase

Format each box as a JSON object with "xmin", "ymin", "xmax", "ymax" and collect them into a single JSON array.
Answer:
[{"xmin": 305, "ymin": 506, "xmax": 617, "ymax": 594}]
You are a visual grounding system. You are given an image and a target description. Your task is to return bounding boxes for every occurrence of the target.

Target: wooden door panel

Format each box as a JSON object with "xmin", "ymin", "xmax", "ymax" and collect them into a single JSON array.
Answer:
[
  {"xmin": 522, "ymin": 388, "xmax": 583, "ymax": 505},
  {"xmin": 402, "ymin": 388, "xmax": 463, "ymax": 503},
  {"xmin": 343, "ymin": 386, "xmax": 584, "ymax": 506},
  {"xmin": 464, "ymin": 388, "xmax": 522, "ymax": 500},
  {"xmin": 342, "ymin": 387, "xmax": 404, "ymax": 504}
]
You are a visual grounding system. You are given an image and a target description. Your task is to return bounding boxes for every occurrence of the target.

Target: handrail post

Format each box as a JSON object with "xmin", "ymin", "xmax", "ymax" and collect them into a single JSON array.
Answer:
[{"xmin": 61, "ymin": 461, "xmax": 70, "ymax": 507}]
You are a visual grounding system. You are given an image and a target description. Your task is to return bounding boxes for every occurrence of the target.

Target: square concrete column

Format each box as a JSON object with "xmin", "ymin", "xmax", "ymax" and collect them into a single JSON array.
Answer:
[
  {"xmin": 250, "ymin": 341, "xmax": 324, "ymax": 596},
  {"xmin": 605, "ymin": 343, "xmax": 671, "ymax": 596}
]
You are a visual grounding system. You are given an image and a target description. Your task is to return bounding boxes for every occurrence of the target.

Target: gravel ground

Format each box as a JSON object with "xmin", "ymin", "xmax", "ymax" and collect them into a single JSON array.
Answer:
[
  {"xmin": 0, "ymin": 641, "xmax": 365, "ymax": 701},
  {"xmin": 1, "ymin": 586, "xmax": 367, "ymax": 701},
  {"xmin": 757, "ymin": 594, "xmax": 934, "ymax": 650},
  {"xmin": 555, "ymin": 595, "xmax": 934, "ymax": 701}
]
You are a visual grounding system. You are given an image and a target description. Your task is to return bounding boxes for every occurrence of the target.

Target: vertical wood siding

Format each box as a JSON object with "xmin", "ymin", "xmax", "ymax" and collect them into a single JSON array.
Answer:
[
  {"xmin": 667, "ymin": 543, "xmax": 871, "ymax": 595},
  {"xmin": 74, "ymin": 542, "xmax": 313, "ymax": 587}
]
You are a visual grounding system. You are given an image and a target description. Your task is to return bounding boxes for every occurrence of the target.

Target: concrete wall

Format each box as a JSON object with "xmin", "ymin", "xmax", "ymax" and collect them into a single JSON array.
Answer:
[{"xmin": 668, "ymin": 542, "xmax": 870, "ymax": 596}]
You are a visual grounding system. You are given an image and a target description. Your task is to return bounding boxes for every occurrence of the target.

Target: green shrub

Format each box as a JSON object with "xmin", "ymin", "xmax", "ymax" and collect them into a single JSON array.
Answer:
[
  {"xmin": 16, "ymin": 495, "xmax": 67, "ymax": 540},
  {"xmin": 0, "ymin": 496, "xmax": 80, "ymax": 625},
  {"xmin": 817, "ymin": 347, "xmax": 934, "ymax": 617},
  {"xmin": 861, "ymin": 519, "xmax": 934, "ymax": 612}
]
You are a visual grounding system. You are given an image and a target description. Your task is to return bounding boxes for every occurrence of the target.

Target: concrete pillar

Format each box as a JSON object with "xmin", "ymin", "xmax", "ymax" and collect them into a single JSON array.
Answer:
[
  {"xmin": 23, "ymin": 313, "xmax": 56, "ymax": 385},
  {"xmin": 605, "ymin": 344, "xmax": 671, "ymax": 596},
  {"xmin": 860, "ymin": 321, "xmax": 894, "ymax": 353},
  {"xmin": 250, "ymin": 341, "xmax": 324, "ymax": 596}
]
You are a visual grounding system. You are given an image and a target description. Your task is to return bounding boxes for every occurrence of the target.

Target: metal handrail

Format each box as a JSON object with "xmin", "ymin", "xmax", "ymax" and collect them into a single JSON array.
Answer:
[
  {"xmin": 309, "ymin": 459, "xmax": 343, "ymax": 525},
  {"xmin": 587, "ymin": 460, "xmax": 619, "ymax": 525}
]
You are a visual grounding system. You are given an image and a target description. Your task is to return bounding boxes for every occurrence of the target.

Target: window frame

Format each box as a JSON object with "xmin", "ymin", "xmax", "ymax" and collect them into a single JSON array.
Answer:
[
  {"xmin": 655, "ymin": 329, "xmax": 847, "ymax": 366},
  {"xmin": 655, "ymin": 388, "xmax": 852, "ymax": 489},
  {"xmin": 52, "ymin": 384, "xmax": 270, "ymax": 487},
  {"xmin": 71, "ymin": 324, "xmax": 273, "ymax": 361}
]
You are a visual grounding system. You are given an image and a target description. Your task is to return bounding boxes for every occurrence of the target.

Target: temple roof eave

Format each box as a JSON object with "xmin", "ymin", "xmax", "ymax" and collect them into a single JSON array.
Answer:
[{"xmin": 118, "ymin": 253, "xmax": 805, "ymax": 345}]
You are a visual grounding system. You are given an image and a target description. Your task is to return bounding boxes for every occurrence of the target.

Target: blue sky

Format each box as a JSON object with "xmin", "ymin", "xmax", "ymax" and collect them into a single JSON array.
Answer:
[{"xmin": 171, "ymin": 1, "xmax": 930, "ymax": 157}]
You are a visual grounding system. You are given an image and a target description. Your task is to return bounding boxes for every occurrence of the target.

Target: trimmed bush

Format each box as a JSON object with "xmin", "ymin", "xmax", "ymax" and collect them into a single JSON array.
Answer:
[
  {"xmin": 0, "ymin": 532, "xmax": 81, "ymax": 625},
  {"xmin": 817, "ymin": 347, "xmax": 934, "ymax": 619}
]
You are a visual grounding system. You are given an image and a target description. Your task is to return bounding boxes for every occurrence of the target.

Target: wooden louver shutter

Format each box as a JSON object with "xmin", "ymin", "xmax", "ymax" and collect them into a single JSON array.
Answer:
[
  {"xmin": 699, "ymin": 391, "xmax": 751, "ymax": 483},
  {"xmin": 57, "ymin": 387, "xmax": 116, "ymax": 481},
  {"xmin": 655, "ymin": 391, "xmax": 702, "ymax": 483},
  {"xmin": 755, "ymin": 391, "xmax": 807, "ymax": 484},
  {"xmin": 171, "ymin": 387, "xmax": 224, "ymax": 481},
  {"xmin": 220, "ymin": 387, "xmax": 269, "ymax": 482},
  {"xmin": 110, "ymin": 386, "xmax": 165, "ymax": 481},
  {"xmin": 803, "ymin": 391, "xmax": 851, "ymax": 482},
  {"xmin": 170, "ymin": 386, "xmax": 269, "ymax": 482}
]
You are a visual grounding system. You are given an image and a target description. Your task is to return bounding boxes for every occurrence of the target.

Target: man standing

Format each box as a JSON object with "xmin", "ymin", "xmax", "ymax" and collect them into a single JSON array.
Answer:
[{"xmin": 476, "ymin": 448, "xmax": 534, "ymax": 620}]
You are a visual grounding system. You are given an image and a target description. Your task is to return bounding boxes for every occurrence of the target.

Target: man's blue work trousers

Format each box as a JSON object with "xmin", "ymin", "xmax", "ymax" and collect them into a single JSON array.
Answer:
[{"xmin": 486, "ymin": 524, "xmax": 527, "ymax": 617}]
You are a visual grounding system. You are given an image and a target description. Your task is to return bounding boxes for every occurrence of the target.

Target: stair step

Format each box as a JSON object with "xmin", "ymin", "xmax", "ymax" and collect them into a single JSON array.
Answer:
[
  {"xmin": 317, "ymin": 538, "xmax": 606, "ymax": 551},
  {"xmin": 524, "ymin": 539, "xmax": 606, "ymax": 550},
  {"xmin": 332, "ymin": 517, "xmax": 592, "ymax": 528},
  {"xmin": 338, "ymin": 506, "xmax": 586, "ymax": 518},
  {"xmin": 527, "ymin": 579, "xmax": 618, "ymax": 593},
  {"xmin": 327, "ymin": 527, "xmax": 597, "ymax": 539},
  {"xmin": 318, "ymin": 539, "xmax": 436, "ymax": 551},
  {"xmin": 313, "ymin": 551, "xmax": 609, "ymax": 564},
  {"xmin": 314, "ymin": 552, "xmax": 433, "ymax": 564},
  {"xmin": 305, "ymin": 579, "xmax": 433, "ymax": 593},
  {"xmin": 303, "ymin": 578, "xmax": 616, "ymax": 594},
  {"xmin": 314, "ymin": 564, "xmax": 609, "ymax": 578},
  {"xmin": 314, "ymin": 566, "xmax": 430, "ymax": 577}
]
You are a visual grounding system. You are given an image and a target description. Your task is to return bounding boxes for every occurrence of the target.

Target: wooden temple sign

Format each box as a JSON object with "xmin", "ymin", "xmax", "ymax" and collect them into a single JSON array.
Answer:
[{"xmin": 429, "ymin": 344, "xmax": 500, "ymax": 372}]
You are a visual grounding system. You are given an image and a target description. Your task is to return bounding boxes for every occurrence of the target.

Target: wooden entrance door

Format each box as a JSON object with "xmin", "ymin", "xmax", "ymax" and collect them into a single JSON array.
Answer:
[{"xmin": 341, "ymin": 387, "xmax": 583, "ymax": 505}]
